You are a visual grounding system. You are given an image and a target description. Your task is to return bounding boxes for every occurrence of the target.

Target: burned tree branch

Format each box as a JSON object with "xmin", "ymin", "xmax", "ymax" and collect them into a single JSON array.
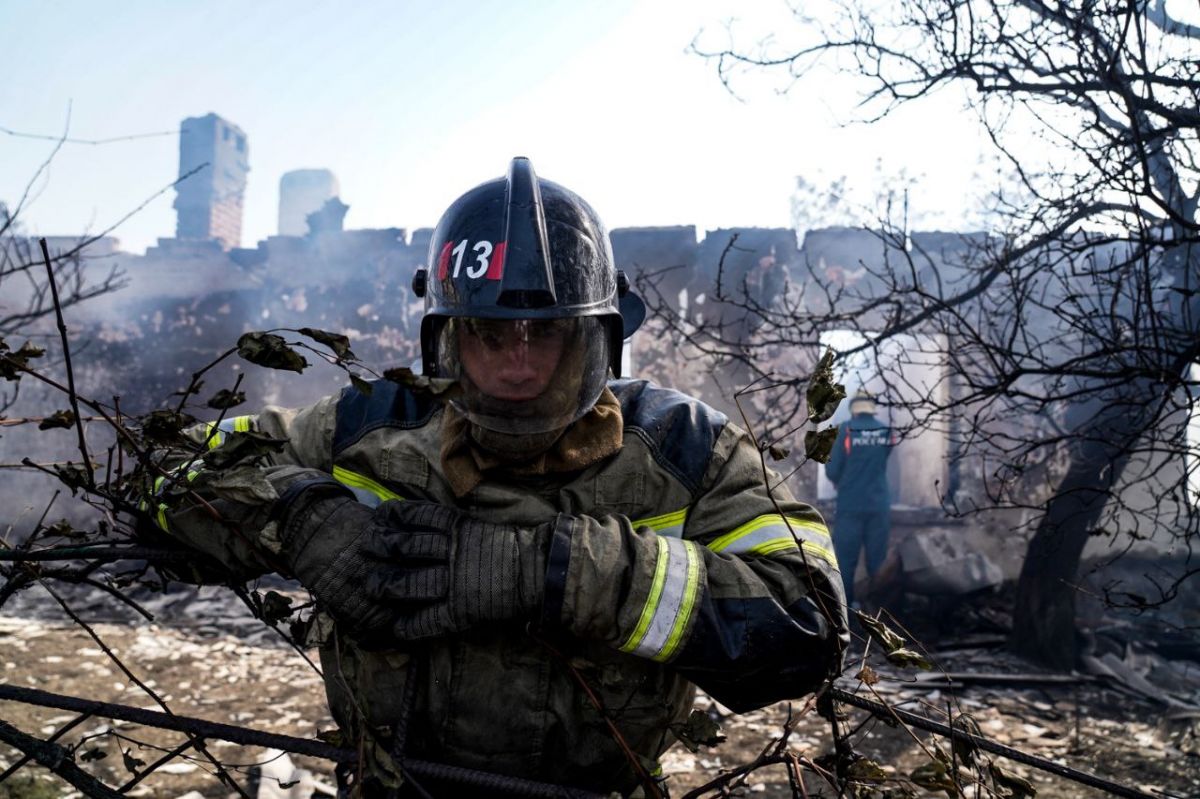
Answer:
[
  {"xmin": 0, "ymin": 719, "xmax": 125, "ymax": 799},
  {"xmin": 0, "ymin": 685, "xmax": 607, "ymax": 799},
  {"xmin": 0, "ymin": 545, "xmax": 189, "ymax": 562},
  {"xmin": 0, "ymin": 712, "xmax": 92, "ymax": 785},
  {"xmin": 30, "ymin": 239, "xmax": 86, "ymax": 487},
  {"xmin": 37, "ymin": 580, "xmax": 253, "ymax": 798}
]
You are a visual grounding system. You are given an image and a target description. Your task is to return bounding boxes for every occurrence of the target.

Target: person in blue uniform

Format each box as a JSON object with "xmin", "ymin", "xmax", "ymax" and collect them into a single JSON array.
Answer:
[{"xmin": 825, "ymin": 390, "xmax": 894, "ymax": 608}]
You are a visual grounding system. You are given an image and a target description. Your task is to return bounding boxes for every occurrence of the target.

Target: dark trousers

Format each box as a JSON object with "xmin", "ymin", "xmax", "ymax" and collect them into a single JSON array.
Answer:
[{"xmin": 833, "ymin": 509, "xmax": 891, "ymax": 608}]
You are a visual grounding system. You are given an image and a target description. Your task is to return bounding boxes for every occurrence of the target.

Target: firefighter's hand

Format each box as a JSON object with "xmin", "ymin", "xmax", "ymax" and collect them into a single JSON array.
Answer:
[
  {"xmin": 276, "ymin": 480, "xmax": 403, "ymax": 639},
  {"xmin": 361, "ymin": 501, "xmax": 555, "ymax": 640}
]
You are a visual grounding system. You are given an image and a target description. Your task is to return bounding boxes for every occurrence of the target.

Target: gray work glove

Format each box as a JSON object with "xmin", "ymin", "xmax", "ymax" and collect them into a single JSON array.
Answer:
[
  {"xmin": 361, "ymin": 501, "xmax": 554, "ymax": 640},
  {"xmin": 275, "ymin": 477, "xmax": 403, "ymax": 639}
]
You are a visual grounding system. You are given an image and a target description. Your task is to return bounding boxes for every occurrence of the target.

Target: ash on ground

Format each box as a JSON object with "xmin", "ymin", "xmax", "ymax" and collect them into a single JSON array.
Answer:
[{"xmin": 0, "ymin": 579, "xmax": 1196, "ymax": 798}]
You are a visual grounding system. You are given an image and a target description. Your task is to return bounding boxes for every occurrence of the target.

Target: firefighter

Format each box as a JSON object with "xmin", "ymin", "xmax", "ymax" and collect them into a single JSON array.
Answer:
[
  {"xmin": 145, "ymin": 158, "xmax": 846, "ymax": 797},
  {"xmin": 825, "ymin": 389, "xmax": 895, "ymax": 609}
]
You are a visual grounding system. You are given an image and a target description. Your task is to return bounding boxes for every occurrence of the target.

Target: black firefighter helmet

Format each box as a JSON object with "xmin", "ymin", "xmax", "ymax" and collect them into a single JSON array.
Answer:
[{"xmin": 412, "ymin": 157, "xmax": 646, "ymax": 435}]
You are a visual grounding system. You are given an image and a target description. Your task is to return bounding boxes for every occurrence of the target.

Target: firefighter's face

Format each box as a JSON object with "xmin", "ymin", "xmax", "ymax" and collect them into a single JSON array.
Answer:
[{"xmin": 458, "ymin": 318, "xmax": 569, "ymax": 402}]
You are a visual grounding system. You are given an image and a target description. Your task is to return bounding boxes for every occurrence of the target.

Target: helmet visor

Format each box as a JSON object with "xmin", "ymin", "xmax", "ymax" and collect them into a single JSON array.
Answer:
[{"xmin": 437, "ymin": 316, "xmax": 610, "ymax": 435}]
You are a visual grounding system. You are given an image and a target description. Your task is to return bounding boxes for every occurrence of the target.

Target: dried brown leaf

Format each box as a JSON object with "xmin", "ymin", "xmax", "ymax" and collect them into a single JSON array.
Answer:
[
  {"xmin": 206, "ymin": 388, "xmax": 247, "ymax": 410},
  {"xmin": 237, "ymin": 331, "xmax": 308, "ymax": 373},
  {"xmin": 886, "ymin": 647, "xmax": 935, "ymax": 671},
  {"xmin": 846, "ymin": 757, "xmax": 889, "ymax": 783},
  {"xmin": 0, "ymin": 341, "xmax": 47, "ymax": 381},
  {"xmin": 910, "ymin": 758, "xmax": 957, "ymax": 792},
  {"xmin": 141, "ymin": 409, "xmax": 197, "ymax": 446},
  {"xmin": 38, "ymin": 409, "xmax": 76, "ymax": 430},
  {"xmin": 804, "ymin": 426, "xmax": 839, "ymax": 463},
  {"xmin": 807, "ymin": 348, "xmax": 846, "ymax": 423},
  {"xmin": 299, "ymin": 327, "xmax": 356, "ymax": 361},
  {"xmin": 673, "ymin": 709, "xmax": 726, "ymax": 753},
  {"xmin": 989, "ymin": 763, "xmax": 1037, "ymax": 798},
  {"xmin": 854, "ymin": 610, "xmax": 907, "ymax": 652},
  {"xmin": 383, "ymin": 367, "xmax": 459, "ymax": 396}
]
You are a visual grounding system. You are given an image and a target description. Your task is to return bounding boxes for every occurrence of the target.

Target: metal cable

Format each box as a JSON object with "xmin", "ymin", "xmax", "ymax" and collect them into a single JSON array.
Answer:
[
  {"xmin": 0, "ymin": 684, "xmax": 602, "ymax": 798},
  {"xmin": 831, "ymin": 686, "xmax": 1162, "ymax": 799},
  {"xmin": 0, "ymin": 677, "xmax": 1167, "ymax": 797},
  {"xmin": 0, "ymin": 546, "xmax": 189, "ymax": 562}
]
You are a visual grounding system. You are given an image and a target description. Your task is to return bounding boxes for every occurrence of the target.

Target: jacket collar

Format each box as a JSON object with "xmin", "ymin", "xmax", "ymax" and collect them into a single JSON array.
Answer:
[{"xmin": 440, "ymin": 387, "xmax": 624, "ymax": 497}]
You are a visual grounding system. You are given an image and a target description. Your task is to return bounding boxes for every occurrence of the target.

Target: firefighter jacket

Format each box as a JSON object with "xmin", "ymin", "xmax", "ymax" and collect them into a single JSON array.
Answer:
[
  {"xmin": 825, "ymin": 413, "xmax": 893, "ymax": 514},
  {"xmin": 146, "ymin": 378, "xmax": 847, "ymax": 795}
]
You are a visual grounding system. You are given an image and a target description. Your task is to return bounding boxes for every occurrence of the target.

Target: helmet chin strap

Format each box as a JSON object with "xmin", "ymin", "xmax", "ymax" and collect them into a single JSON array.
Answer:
[{"xmin": 469, "ymin": 422, "xmax": 567, "ymax": 463}]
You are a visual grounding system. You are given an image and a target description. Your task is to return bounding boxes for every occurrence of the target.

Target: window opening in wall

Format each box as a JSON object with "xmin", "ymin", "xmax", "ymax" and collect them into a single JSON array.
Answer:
[{"xmin": 816, "ymin": 329, "xmax": 950, "ymax": 510}]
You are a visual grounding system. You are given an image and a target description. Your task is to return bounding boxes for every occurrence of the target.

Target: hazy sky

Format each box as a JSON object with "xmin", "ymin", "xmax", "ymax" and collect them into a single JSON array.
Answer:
[{"xmin": 3, "ymin": 1, "xmax": 994, "ymax": 254}]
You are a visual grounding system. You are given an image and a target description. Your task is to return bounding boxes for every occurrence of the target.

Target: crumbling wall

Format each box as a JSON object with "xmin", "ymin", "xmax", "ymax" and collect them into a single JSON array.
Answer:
[{"xmin": 4, "ymin": 224, "xmax": 990, "ymax": 522}]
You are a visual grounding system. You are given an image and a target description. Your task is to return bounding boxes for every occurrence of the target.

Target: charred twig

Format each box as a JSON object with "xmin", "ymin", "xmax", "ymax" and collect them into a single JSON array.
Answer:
[
  {"xmin": 0, "ymin": 570, "xmax": 36, "ymax": 612},
  {"xmin": 0, "ymin": 545, "xmax": 189, "ymax": 562},
  {"xmin": 70, "ymin": 576, "xmax": 156, "ymax": 621},
  {"xmin": 0, "ymin": 684, "xmax": 606, "ymax": 799},
  {"xmin": 680, "ymin": 707, "xmax": 823, "ymax": 799},
  {"xmin": 730, "ymin": 382, "xmax": 856, "ymax": 787},
  {"xmin": 533, "ymin": 631, "xmax": 664, "ymax": 799},
  {"xmin": 0, "ymin": 712, "xmax": 91, "ymax": 785},
  {"xmin": 3, "ymin": 362, "xmax": 141, "ymax": 472},
  {"xmin": 36, "ymin": 580, "xmax": 253, "ymax": 799},
  {"xmin": 39, "ymin": 238, "xmax": 94, "ymax": 490},
  {"xmin": 230, "ymin": 584, "xmax": 324, "ymax": 678},
  {"xmin": 0, "ymin": 415, "xmax": 108, "ymax": 427},
  {"xmin": 0, "ymin": 718, "xmax": 125, "ymax": 799},
  {"xmin": 7, "ymin": 165, "xmax": 208, "ymax": 283},
  {"xmin": 831, "ymin": 687, "xmax": 1158, "ymax": 799},
  {"xmin": 115, "ymin": 736, "xmax": 197, "ymax": 793},
  {"xmin": 680, "ymin": 754, "xmax": 800, "ymax": 799}
]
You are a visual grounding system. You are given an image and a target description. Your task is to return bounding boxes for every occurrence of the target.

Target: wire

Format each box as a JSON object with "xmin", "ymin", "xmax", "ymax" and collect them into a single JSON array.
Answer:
[{"xmin": 832, "ymin": 686, "xmax": 1163, "ymax": 799}]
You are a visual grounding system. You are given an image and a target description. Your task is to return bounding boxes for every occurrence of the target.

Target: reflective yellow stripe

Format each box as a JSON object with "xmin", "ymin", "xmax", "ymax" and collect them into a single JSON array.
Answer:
[
  {"xmin": 332, "ymin": 465, "xmax": 402, "ymax": 504},
  {"xmin": 621, "ymin": 537, "xmax": 670, "ymax": 654},
  {"xmin": 656, "ymin": 540, "xmax": 700, "ymax": 662},
  {"xmin": 706, "ymin": 515, "xmax": 838, "ymax": 569},
  {"xmin": 204, "ymin": 416, "xmax": 252, "ymax": 449},
  {"xmin": 151, "ymin": 468, "xmax": 201, "ymax": 532},
  {"xmin": 726, "ymin": 535, "xmax": 836, "ymax": 565},
  {"xmin": 792, "ymin": 519, "xmax": 830, "ymax": 539},
  {"xmin": 620, "ymin": 537, "xmax": 702, "ymax": 661},
  {"xmin": 633, "ymin": 508, "xmax": 687, "ymax": 531},
  {"xmin": 802, "ymin": 540, "xmax": 839, "ymax": 568},
  {"xmin": 204, "ymin": 422, "xmax": 224, "ymax": 450},
  {"xmin": 747, "ymin": 537, "xmax": 799, "ymax": 557},
  {"xmin": 708, "ymin": 514, "xmax": 830, "ymax": 553},
  {"xmin": 150, "ymin": 475, "xmax": 169, "ymax": 529}
]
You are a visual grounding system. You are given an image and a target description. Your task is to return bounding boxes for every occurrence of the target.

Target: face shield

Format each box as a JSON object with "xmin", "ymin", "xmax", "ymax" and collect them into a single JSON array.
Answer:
[{"xmin": 437, "ymin": 315, "xmax": 611, "ymax": 435}]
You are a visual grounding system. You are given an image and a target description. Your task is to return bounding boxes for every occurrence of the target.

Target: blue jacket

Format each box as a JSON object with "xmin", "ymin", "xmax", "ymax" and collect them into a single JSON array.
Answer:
[{"xmin": 826, "ymin": 413, "xmax": 893, "ymax": 513}]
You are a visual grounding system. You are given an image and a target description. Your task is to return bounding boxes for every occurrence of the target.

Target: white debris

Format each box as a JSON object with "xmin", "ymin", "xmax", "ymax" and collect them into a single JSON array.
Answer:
[
  {"xmin": 250, "ymin": 749, "xmax": 316, "ymax": 799},
  {"xmin": 157, "ymin": 762, "xmax": 201, "ymax": 774}
]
